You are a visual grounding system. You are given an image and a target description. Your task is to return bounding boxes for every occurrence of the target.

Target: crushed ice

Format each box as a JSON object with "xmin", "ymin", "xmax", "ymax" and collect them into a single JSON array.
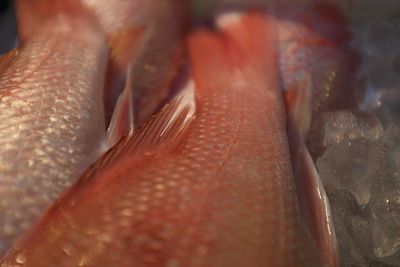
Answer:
[{"xmin": 312, "ymin": 19, "xmax": 400, "ymax": 267}]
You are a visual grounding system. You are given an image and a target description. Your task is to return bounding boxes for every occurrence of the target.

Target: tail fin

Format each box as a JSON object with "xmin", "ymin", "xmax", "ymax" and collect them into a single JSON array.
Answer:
[{"xmin": 15, "ymin": 0, "xmax": 97, "ymax": 42}]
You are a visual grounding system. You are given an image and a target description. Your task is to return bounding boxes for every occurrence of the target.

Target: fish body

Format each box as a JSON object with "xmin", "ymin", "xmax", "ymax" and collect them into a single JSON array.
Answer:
[
  {"xmin": 1, "ymin": 13, "xmax": 320, "ymax": 267},
  {"xmin": 0, "ymin": 0, "xmax": 108, "ymax": 254}
]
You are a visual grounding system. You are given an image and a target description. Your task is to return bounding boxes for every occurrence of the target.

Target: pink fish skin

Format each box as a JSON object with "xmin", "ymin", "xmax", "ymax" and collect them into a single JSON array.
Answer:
[
  {"xmin": 0, "ymin": 0, "xmax": 108, "ymax": 254},
  {"xmin": 1, "ymin": 12, "xmax": 321, "ymax": 267}
]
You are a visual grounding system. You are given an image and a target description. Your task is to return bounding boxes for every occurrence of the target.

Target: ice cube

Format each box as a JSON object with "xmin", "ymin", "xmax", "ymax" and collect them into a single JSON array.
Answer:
[
  {"xmin": 307, "ymin": 110, "xmax": 383, "ymax": 160},
  {"xmin": 369, "ymin": 132, "xmax": 400, "ymax": 264},
  {"xmin": 328, "ymin": 189, "xmax": 370, "ymax": 267},
  {"xmin": 315, "ymin": 111, "xmax": 385, "ymax": 205},
  {"xmin": 370, "ymin": 182, "xmax": 400, "ymax": 264},
  {"xmin": 320, "ymin": 111, "xmax": 384, "ymax": 147}
]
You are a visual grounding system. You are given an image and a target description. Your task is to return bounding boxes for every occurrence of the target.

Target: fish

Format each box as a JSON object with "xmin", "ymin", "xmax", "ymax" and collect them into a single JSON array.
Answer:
[
  {"xmin": 274, "ymin": 4, "xmax": 360, "ymax": 267},
  {"xmin": 81, "ymin": 0, "xmax": 189, "ymax": 126},
  {"xmin": 0, "ymin": 0, "xmax": 109, "ymax": 254},
  {"xmin": 0, "ymin": 12, "xmax": 322, "ymax": 267},
  {"xmin": 0, "ymin": 0, "xmax": 189, "ymax": 254}
]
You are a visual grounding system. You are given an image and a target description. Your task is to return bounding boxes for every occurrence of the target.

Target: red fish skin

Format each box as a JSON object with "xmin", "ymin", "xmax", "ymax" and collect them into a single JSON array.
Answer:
[{"xmin": 1, "ymin": 12, "xmax": 320, "ymax": 267}]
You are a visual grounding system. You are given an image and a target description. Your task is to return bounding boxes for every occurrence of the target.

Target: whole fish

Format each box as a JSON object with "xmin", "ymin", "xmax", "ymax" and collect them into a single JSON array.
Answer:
[
  {"xmin": 1, "ymin": 12, "xmax": 321, "ymax": 267},
  {"xmin": 81, "ymin": 0, "xmax": 189, "ymax": 126},
  {"xmin": 0, "ymin": 0, "xmax": 108, "ymax": 254}
]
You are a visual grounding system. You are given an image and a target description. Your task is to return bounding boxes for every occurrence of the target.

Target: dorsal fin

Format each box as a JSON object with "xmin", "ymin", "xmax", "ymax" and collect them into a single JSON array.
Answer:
[
  {"xmin": 123, "ymin": 95, "xmax": 194, "ymax": 155},
  {"xmin": 75, "ymin": 93, "xmax": 196, "ymax": 187},
  {"xmin": 106, "ymin": 65, "xmax": 135, "ymax": 148}
]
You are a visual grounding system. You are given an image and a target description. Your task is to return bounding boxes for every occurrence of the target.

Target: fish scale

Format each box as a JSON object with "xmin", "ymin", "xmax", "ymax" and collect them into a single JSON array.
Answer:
[
  {"xmin": 0, "ymin": 13, "xmax": 108, "ymax": 253},
  {"xmin": 0, "ymin": 0, "xmax": 189, "ymax": 256}
]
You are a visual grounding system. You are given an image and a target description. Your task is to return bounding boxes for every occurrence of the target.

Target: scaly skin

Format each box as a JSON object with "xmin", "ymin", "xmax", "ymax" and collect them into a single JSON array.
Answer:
[{"xmin": 0, "ymin": 1, "xmax": 108, "ymax": 254}]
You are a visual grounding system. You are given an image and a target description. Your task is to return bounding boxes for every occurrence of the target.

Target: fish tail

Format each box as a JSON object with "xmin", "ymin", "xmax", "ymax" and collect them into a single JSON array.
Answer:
[{"xmin": 15, "ymin": 0, "xmax": 99, "ymax": 42}]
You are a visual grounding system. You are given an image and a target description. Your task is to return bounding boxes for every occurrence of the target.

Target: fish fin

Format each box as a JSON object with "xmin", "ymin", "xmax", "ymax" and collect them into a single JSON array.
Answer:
[
  {"xmin": 106, "ymin": 65, "xmax": 135, "ymax": 148},
  {"xmin": 294, "ymin": 145, "xmax": 338, "ymax": 267},
  {"xmin": 15, "ymin": 0, "xmax": 98, "ymax": 42},
  {"xmin": 124, "ymin": 93, "xmax": 195, "ymax": 155},
  {"xmin": 169, "ymin": 77, "xmax": 196, "ymax": 123},
  {"xmin": 64, "ymin": 91, "xmax": 195, "ymax": 202},
  {"xmin": 284, "ymin": 74, "xmax": 313, "ymax": 140},
  {"xmin": 79, "ymin": 92, "xmax": 195, "ymax": 182}
]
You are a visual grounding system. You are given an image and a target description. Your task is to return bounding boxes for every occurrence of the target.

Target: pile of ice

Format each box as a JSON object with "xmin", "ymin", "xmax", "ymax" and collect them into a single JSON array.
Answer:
[{"xmin": 312, "ymin": 20, "xmax": 400, "ymax": 267}]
